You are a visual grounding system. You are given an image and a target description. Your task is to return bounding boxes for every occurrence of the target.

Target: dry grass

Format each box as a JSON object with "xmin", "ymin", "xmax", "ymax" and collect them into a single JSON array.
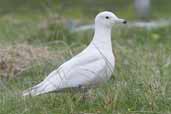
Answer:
[{"xmin": 0, "ymin": 43, "xmax": 61, "ymax": 79}]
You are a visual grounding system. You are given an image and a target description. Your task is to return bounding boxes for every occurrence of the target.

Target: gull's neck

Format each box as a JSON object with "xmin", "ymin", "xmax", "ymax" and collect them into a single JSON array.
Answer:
[{"xmin": 91, "ymin": 24, "xmax": 112, "ymax": 51}]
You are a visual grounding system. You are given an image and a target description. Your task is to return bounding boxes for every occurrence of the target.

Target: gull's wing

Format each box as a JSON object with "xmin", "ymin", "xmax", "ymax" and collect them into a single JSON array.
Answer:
[{"xmin": 61, "ymin": 57, "xmax": 107, "ymax": 88}]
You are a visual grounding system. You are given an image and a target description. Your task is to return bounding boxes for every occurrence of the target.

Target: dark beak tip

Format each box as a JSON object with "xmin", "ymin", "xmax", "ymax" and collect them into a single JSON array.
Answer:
[{"xmin": 123, "ymin": 20, "xmax": 127, "ymax": 24}]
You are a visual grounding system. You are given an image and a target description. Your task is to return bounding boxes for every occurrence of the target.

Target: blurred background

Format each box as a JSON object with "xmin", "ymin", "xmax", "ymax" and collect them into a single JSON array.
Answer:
[
  {"xmin": 0, "ymin": 0, "xmax": 170, "ymax": 43},
  {"xmin": 0, "ymin": 0, "xmax": 171, "ymax": 114},
  {"xmin": 0, "ymin": 0, "xmax": 170, "ymax": 19}
]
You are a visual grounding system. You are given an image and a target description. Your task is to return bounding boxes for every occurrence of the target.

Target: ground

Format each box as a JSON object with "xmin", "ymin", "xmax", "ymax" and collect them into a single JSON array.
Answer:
[{"xmin": 0, "ymin": 0, "xmax": 171, "ymax": 114}]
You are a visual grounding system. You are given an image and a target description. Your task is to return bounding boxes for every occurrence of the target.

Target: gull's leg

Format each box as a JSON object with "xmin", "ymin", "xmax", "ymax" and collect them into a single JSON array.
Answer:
[
  {"xmin": 83, "ymin": 89, "xmax": 93, "ymax": 100},
  {"xmin": 79, "ymin": 86, "xmax": 94, "ymax": 101}
]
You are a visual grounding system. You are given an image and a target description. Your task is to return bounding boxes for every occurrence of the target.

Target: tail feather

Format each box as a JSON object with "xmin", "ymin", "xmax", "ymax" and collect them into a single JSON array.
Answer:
[
  {"xmin": 23, "ymin": 83, "xmax": 44, "ymax": 96},
  {"xmin": 22, "ymin": 70, "xmax": 66, "ymax": 96},
  {"xmin": 22, "ymin": 81, "xmax": 58, "ymax": 96}
]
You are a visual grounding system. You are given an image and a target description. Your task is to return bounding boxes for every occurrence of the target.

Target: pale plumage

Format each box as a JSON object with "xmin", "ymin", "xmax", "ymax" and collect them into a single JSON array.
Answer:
[{"xmin": 23, "ymin": 11, "xmax": 126, "ymax": 96}]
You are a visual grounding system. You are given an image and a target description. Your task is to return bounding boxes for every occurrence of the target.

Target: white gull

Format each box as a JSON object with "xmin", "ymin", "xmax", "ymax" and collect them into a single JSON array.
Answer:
[{"xmin": 23, "ymin": 11, "xmax": 127, "ymax": 96}]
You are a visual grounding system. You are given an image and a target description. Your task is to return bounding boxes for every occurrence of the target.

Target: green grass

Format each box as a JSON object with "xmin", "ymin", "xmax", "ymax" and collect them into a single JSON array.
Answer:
[
  {"xmin": 0, "ymin": 0, "xmax": 171, "ymax": 114},
  {"xmin": 1, "ymin": 25, "xmax": 171, "ymax": 114}
]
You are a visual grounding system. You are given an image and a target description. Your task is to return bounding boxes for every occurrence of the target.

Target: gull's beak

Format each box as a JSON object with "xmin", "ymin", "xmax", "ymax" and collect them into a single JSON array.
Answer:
[{"xmin": 115, "ymin": 18, "xmax": 127, "ymax": 24}]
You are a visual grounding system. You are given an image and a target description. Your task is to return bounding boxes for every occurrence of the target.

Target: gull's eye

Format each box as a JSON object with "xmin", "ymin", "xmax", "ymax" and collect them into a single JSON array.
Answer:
[{"xmin": 105, "ymin": 16, "xmax": 109, "ymax": 19}]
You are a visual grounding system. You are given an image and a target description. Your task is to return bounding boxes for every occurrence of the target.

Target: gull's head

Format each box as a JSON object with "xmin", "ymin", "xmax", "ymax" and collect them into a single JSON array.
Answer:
[{"xmin": 95, "ymin": 11, "xmax": 127, "ymax": 28}]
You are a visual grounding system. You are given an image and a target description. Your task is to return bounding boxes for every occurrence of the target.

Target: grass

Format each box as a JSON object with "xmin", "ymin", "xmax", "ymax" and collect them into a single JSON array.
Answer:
[{"xmin": 0, "ymin": 0, "xmax": 171, "ymax": 114}]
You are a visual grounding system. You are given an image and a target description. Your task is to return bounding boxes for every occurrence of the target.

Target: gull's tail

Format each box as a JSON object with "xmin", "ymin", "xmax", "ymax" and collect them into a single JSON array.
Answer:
[
  {"xmin": 22, "ymin": 80, "xmax": 58, "ymax": 96},
  {"xmin": 22, "ymin": 69, "xmax": 65, "ymax": 96}
]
